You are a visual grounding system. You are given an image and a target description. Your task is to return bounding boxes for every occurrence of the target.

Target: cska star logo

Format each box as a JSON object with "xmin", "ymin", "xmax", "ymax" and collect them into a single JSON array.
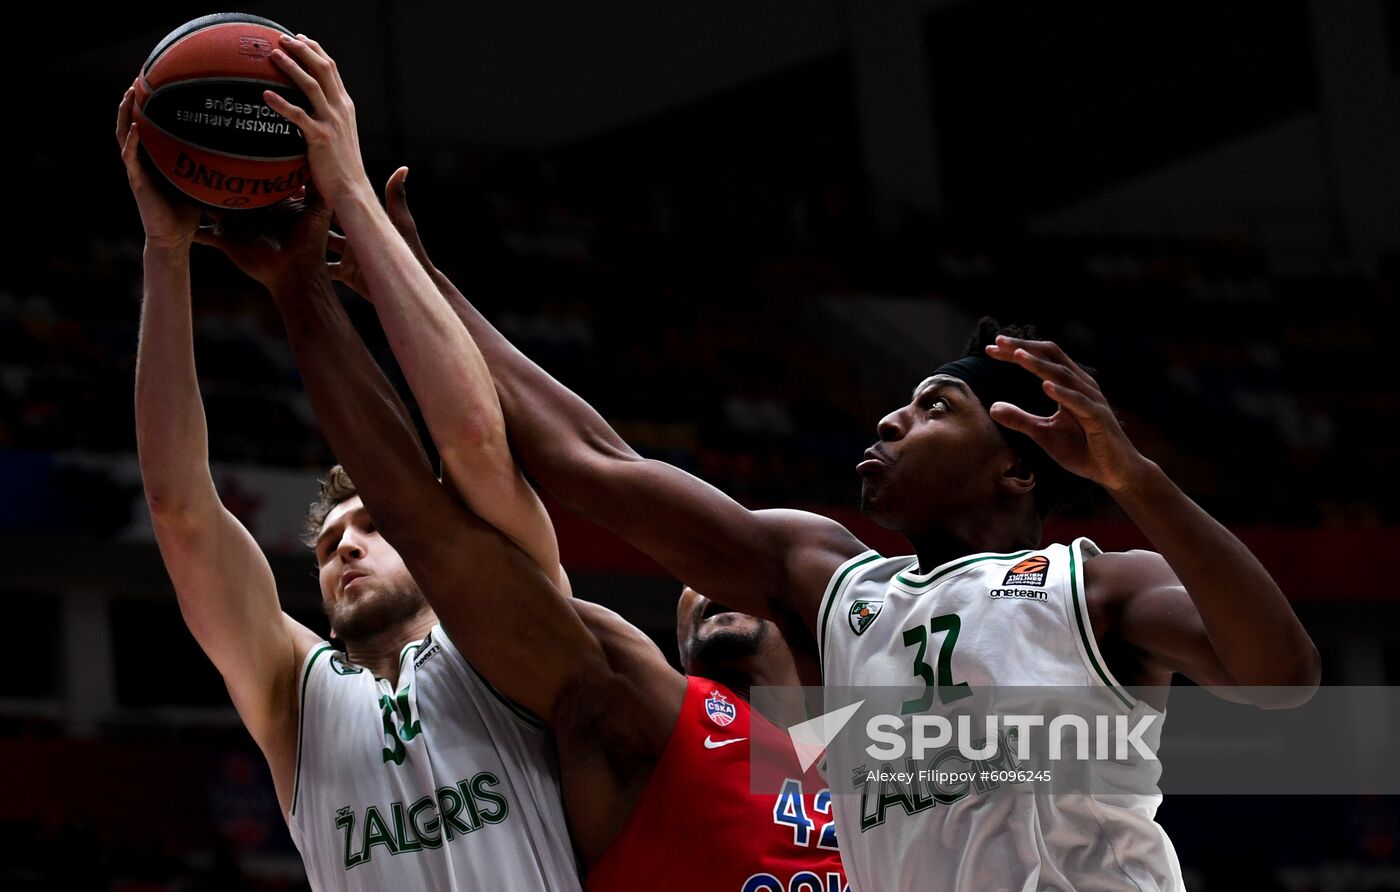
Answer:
[
  {"xmin": 849, "ymin": 599, "xmax": 883, "ymax": 635},
  {"xmin": 705, "ymin": 690, "xmax": 737, "ymax": 728}
]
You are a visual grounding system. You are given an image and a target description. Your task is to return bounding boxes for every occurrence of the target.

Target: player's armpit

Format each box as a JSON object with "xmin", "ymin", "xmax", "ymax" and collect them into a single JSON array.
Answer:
[
  {"xmin": 151, "ymin": 506, "xmax": 323, "ymax": 810},
  {"xmin": 557, "ymin": 599, "xmax": 686, "ymax": 868},
  {"xmin": 567, "ymin": 599, "xmax": 686, "ymax": 752}
]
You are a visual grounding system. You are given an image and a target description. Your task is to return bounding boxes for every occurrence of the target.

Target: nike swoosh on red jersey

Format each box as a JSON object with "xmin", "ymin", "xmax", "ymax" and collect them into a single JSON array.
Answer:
[{"xmin": 703, "ymin": 735, "xmax": 748, "ymax": 749}]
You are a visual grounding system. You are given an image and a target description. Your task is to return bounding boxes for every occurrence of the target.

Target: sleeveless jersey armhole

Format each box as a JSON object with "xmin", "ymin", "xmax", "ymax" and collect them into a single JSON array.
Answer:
[
  {"xmin": 289, "ymin": 642, "xmax": 334, "ymax": 819},
  {"xmin": 816, "ymin": 550, "xmax": 881, "ymax": 683},
  {"xmin": 1066, "ymin": 538, "xmax": 1140, "ymax": 712},
  {"xmin": 433, "ymin": 625, "xmax": 549, "ymax": 736}
]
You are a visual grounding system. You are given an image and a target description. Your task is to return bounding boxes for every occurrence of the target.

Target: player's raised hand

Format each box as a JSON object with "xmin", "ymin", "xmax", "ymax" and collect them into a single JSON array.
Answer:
[
  {"xmin": 193, "ymin": 186, "xmax": 334, "ymax": 293},
  {"xmin": 382, "ymin": 166, "xmax": 436, "ymax": 270},
  {"xmin": 116, "ymin": 82, "xmax": 200, "ymax": 249},
  {"xmin": 984, "ymin": 335, "xmax": 1151, "ymax": 493},
  {"xmin": 328, "ymin": 166, "xmax": 435, "ymax": 296},
  {"xmin": 261, "ymin": 34, "xmax": 371, "ymax": 211}
]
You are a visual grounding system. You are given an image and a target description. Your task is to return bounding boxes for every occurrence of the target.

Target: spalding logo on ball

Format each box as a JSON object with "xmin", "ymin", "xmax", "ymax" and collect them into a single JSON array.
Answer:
[{"xmin": 133, "ymin": 13, "xmax": 309, "ymax": 209}]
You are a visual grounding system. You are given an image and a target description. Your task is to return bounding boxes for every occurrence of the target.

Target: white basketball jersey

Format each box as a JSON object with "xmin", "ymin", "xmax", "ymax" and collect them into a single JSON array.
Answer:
[
  {"xmin": 288, "ymin": 624, "xmax": 581, "ymax": 891},
  {"xmin": 818, "ymin": 539, "xmax": 1184, "ymax": 892}
]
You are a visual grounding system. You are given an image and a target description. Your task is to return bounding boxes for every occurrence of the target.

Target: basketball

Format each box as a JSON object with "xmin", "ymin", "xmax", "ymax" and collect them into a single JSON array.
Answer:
[{"xmin": 132, "ymin": 13, "xmax": 309, "ymax": 210}]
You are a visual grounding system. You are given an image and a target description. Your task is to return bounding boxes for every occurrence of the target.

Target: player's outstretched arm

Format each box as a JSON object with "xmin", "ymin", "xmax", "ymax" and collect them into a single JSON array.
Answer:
[
  {"xmin": 118, "ymin": 85, "xmax": 320, "ymax": 812},
  {"xmin": 329, "ymin": 171, "xmax": 868, "ymax": 632},
  {"xmin": 326, "ymin": 169, "xmax": 568, "ymax": 595},
  {"xmin": 261, "ymin": 37, "xmax": 566, "ymax": 594},
  {"xmin": 986, "ymin": 336, "xmax": 1321, "ymax": 706}
]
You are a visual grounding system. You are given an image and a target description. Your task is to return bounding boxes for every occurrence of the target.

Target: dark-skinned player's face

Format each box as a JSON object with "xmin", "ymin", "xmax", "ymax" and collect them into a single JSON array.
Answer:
[
  {"xmin": 858, "ymin": 375, "xmax": 1019, "ymax": 534},
  {"xmin": 676, "ymin": 586, "xmax": 775, "ymax": 674}
]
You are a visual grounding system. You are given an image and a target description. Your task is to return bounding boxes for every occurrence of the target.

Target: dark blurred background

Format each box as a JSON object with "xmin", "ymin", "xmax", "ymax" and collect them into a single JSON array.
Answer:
[{"xmin": 5, "ymin": 0, "xmax": 1399, "ymax": 888}]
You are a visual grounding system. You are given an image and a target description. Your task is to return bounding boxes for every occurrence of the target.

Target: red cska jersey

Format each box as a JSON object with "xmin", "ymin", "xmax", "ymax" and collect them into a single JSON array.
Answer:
[{"xmin": 586, "ymin": 677, "xmax": 847, "ymax": 892}]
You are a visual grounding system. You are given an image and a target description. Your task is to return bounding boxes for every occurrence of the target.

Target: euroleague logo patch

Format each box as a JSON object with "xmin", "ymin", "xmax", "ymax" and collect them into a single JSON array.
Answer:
[
  {"xmin": 706, "ymin": 690, "xmax": 737, "ymax": 728},
  {"xmin": 1003, "ymin": 555, "xmax": 1050, "ymax": 587}
]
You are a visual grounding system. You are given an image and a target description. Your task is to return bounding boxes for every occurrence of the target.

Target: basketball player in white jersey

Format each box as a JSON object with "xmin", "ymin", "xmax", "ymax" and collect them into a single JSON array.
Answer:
[
  {"xmin": 117, "ymin": 71, "xmax": 585, "ymax": 889},
  {"xmin": 350, "ymin": 162, "xmax": 1322, "ymax": 888}
]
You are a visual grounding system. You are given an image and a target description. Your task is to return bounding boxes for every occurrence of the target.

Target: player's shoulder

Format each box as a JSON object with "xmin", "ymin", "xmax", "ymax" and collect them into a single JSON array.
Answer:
[
  {"xmin": 1079, "ymin": 546, "xmax": 1179, "ymax": 608},
  {"xmin": 570, "ymin": 600, "xmax": 678, "ymax": 680},
  {"xmin": 571, "ymin": 599, "xmax": 654, "ymax": 645},
  {"xmin": 286, "ymin": 615, "xmax": 330, "ymax": 672},
  {"xmin": 753, "ymin": 507, "xmax": 866, "ymax": 552},
  {"xmin": 753, "ymin": 508, "xmax": 871, "ymax": 597}
]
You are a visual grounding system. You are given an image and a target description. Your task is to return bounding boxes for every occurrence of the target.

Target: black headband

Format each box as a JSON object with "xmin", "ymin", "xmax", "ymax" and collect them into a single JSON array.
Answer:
[
  {"xmin": 931, "ymin": 351, "xmax": 1089, "ymax": 513},
  {"xmin": 931, "ymin": 355, "xmax": 1058, "ymax": 419}
]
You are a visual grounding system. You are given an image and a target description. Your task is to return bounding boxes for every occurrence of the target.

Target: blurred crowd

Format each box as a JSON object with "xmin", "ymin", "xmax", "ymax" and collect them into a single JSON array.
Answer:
[
  {"xmin": 6, "ymin": 146, "xmax": 1394, "ymax": 532},
  {"xmin": 0, "ymin": 719, "xmax": 303, "ymax": 892}
]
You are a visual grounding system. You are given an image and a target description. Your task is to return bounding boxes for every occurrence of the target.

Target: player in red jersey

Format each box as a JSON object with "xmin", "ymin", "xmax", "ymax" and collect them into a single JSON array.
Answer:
[
  {"xmin": 576, "ymin": 589, "xmax": 844, "ymax": 892},
  {"xmin": 207, "ymin": 35, "xmax": 847, "ymax": 890}
]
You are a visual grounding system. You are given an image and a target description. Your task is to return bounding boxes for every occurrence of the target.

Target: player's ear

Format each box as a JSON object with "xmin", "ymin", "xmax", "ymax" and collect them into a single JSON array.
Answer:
[{"xmin": 999, "ymin": 454, "xmax": 1036, "ymax": 497}]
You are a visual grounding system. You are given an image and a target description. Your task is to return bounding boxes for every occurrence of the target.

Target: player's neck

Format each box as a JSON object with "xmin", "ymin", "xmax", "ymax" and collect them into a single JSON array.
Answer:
[
  {"xmin": 697, "ymin": 641, "xmax": 802, "ymax": 720},
  {"xmin": 703, "ymin": 660, "xmax": 794, "ymax": 703},
  {"xmin": 341, "ymin": 608, "xmax": 439, "ymax": 686},
  {"xmin": 907, "ymin": 514, "xmax": 1041, "ymax": 574},
  {"xmin": 722, "ymin": 659, "xmax": 813, "ymax": 728}
]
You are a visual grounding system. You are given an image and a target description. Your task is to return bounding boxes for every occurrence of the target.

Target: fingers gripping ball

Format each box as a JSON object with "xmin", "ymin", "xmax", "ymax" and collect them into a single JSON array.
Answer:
[{"xmin": 133, "ymin": 13, "xmax": 309, "ymax": 210}]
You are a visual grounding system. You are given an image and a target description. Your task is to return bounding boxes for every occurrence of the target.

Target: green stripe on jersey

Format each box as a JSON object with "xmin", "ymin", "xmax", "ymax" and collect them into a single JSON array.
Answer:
[
  {"xmin": 893, "ymin": 550, "xmax": 1034, "ymax": 589},
  {"xmin": 291, "ymin": 644, "xmax": 334, "ymax": 817},
  {"xmin": 818, "ymin": 551, "xmax": 882, "ymax": 682},
  {"xmin": 1068, "ymin": 544, "xmax": 1135, "ymax": 710},
  {"xmin": 435, "ymin": 626, "xmax": 547, "ymax": 731},
  {"xmin": 466, "ymin": 660, "xmax": 546, "ymax": 730}
]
